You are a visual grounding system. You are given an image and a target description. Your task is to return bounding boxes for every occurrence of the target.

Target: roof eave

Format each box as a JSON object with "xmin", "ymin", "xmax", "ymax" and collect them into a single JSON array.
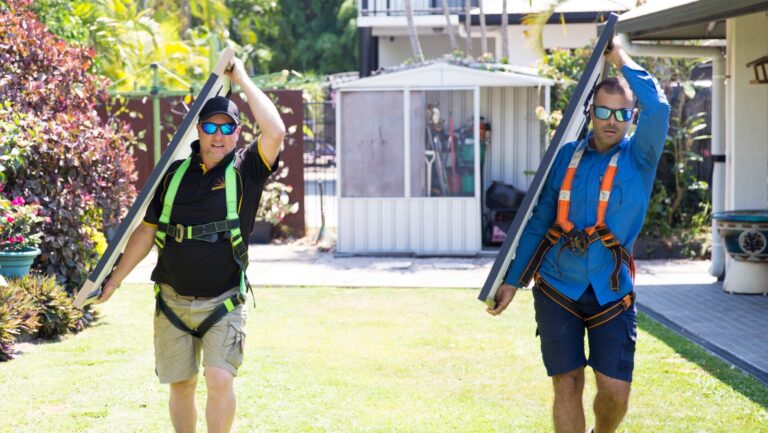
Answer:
[{"xmin": 615, "ymin": 0, "xmax": 768, "ymax": 40}]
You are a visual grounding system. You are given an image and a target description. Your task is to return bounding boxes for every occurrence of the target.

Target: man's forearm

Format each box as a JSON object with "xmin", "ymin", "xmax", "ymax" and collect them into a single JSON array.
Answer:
[
  {"xmin": 619, "ymin": 52, "xmax": 671, "ymax": 169},
  {"xmin": 238, "ymin": 80, "xmax": 286, "ymax": 143},
  {"xmin": 109, "ymin": 223, "xmax": 156, "ymax": 285}
]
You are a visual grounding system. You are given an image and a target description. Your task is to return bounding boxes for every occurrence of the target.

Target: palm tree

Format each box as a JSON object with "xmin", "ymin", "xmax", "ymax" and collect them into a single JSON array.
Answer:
[
  {"xmin": 521, "ymin": 0, "xmax": 562, "ymax": 58},
  {"xmin": 441, "ymin": 0, "xmax": 459, "ymax": 52},
  {"xmin": 464, "ymin": 0, "xmax": 473, "ymax": 57},
  {"xmin": 404, "ymin": 0, "xmax": 424, "ymax": 62},
  {"xmin": 180, "ymin": 0, "xmax": 191, "ymax": 34},
  {"xmin": 478, "ymin": 0, "xmax": 488, "ymax": 56},
  {"xmin": 501, "ymin": 0, "xmax": 509, "ymax": 61}
]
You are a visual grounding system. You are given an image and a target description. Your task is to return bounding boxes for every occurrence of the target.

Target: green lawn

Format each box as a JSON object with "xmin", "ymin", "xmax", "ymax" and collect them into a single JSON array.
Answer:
[{"xmin": 1, "ymin": 285, "xmax": 766, "ymax": 432}]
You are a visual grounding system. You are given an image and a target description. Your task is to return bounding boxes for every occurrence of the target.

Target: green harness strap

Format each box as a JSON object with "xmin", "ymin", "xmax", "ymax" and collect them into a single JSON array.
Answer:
[
  {"xmin": 153, "ymin": 157, "xmax": 252, "ymax": 338},
  {"xmin": 155, "ymin": 158, "xmax": 191, "ymax": 250}
]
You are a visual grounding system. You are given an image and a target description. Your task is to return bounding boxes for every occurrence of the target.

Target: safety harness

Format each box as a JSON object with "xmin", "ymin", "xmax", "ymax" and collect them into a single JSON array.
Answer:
[
  {"xmin": 153, "ymin": 157, "xmax": 251, "ymax": 338},
  {"xmin": 537, "ymin": 277, "xmax": 635, "ymax": 330},
  {"xmin": 515, "ymin": 145, "xmax": 637, "ymax": 327}
]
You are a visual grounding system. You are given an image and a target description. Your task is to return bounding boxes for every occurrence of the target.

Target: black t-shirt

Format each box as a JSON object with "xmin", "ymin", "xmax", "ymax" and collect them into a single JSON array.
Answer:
[{"xmin": 143, "ymin": 139, "xmax": 277, "ymax": 297}]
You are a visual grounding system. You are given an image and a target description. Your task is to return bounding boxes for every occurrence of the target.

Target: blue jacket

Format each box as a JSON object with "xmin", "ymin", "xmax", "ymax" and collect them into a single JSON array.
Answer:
[{"xmin": 505, "ymin": 64, "xmax": 671, "ymax": 306}]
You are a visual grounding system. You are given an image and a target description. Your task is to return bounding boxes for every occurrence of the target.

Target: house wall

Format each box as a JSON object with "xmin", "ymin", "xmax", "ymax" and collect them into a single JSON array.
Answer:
[
  {"xmin": 378, "ymin": 34, "xmax": 496, "ymax": 67},
  {"xmin": 726, "ymin": 13, "xmax": 768, "ymax": 210},
  {"xmin": 376, "ymin": 23, "xmax": 599, "ymax": 68}
]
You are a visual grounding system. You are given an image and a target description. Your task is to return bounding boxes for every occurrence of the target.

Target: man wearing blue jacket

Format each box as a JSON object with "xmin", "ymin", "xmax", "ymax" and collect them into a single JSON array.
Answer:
[{"xmin": 488, "ymin": 37, "xmax": 670, "ymax": 433}]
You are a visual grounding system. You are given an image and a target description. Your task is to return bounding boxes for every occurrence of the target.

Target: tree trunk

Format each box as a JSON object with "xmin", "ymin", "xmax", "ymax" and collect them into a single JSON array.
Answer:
[
  {"xmin": 501, "ymin": 0, "xmax": 509, "ymax": 61},
  {"xmin": 464, "ymin": 0, "xmax": 473, "ymax": 57},
  {"xmin": 478, "ymin": 0, "xmax": 488, "ymax": 56},
  {"xmin": 404, "ymin": 0, "xmax": 424, "ymax": 62},
  {"xmin": 180, "ymin": 0, "xmax": 192, "ymax": 35},
  {"xmin": 441, "ymin": 0, "xmax": 459, "ymax": 51}
]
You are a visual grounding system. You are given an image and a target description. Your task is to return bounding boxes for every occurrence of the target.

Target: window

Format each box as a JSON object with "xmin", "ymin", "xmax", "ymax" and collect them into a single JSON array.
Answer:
[
  {"xmin": 340, "ymin": 91, "xmax": 405, "ymax": 197},
  {"xmin": 410, "ymin": 90, "xmax": 475, "ymax": 197}
]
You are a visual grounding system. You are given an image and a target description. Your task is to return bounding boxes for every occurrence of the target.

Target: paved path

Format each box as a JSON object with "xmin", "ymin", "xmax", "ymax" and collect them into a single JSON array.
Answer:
[{"xmin": 124, "ymin": 245, "xmax": 768, "ymax": 385}]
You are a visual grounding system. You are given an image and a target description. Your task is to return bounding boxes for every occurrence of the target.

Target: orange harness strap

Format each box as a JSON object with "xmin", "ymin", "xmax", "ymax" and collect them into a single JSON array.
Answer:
[
  {"xmin": 515, "ymin": 146, "xmax": 635, "ymax": 292},
  {"xmin": 536, "ymin": 275, "xmax": 635, "ymax": 330}
]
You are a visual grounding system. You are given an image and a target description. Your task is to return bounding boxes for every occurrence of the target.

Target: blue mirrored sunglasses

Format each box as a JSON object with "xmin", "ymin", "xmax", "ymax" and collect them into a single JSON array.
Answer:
[
  {"xmin": 200, "ymin": 122, "xmax": 237, "ymax": 136},
  {"xmin": 593, "ymin": 106, "xmax": 635, "ymax": 122}
]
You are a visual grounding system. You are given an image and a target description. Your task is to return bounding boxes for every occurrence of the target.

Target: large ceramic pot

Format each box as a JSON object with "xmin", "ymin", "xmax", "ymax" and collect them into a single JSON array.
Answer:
[
  {"xmin": 0, "ymin": 247, "xmax": 41, "ymax": 278},
  {"xmin": 712, "ymin": 210, "xmax": 768, "ymax": 294}
]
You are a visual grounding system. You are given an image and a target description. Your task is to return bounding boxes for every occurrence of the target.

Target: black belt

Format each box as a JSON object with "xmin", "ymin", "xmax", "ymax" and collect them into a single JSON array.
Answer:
[{"xmin": 159, "ymin": 219, "xmax": 240, "ymax": 243}]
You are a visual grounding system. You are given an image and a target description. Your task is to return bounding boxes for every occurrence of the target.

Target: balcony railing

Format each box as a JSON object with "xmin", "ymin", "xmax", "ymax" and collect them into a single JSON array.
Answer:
[{"xmin": 358, "ymin": 0, "xmax": 477, "ymax": 17}]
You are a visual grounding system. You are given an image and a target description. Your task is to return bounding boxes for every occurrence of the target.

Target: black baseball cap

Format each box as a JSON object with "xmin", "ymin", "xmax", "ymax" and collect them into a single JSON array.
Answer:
[{"xmin": 199, "ymin": 96, "xmax": 240, "ymax": 124}]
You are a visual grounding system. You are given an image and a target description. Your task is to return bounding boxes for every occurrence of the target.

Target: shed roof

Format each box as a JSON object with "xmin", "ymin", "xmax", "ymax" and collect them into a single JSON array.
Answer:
[{"xmin": 335, "ymin": 62, "xmax": 553, "ymax": 89}]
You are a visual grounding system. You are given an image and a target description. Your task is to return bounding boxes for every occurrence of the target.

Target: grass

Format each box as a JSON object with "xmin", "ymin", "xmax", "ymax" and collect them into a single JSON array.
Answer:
[{"xmin": 1, "ymin": 285, "xmax": 766, "ymax": 432}]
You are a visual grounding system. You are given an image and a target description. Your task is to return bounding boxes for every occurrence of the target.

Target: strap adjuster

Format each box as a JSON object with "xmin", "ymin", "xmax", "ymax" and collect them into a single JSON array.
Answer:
[
  {"xmin": 621, "ymin": 293, "xmax": 633, "ymax": 310},
  {"xmin": 602, "ymin": 235, "xmax": 620, "ymax": 248},
  {"xmin": 175, "ymin": 223, "xmax": 184, "ymax": 243},
  {"xmin": 567, "ymin": 230, "xmax": 591, "ymax": 254}
]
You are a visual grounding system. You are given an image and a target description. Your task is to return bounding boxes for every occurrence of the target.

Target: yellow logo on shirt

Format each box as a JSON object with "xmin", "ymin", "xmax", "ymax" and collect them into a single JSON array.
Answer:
[{"xmin": 212, "ymin": 177, "xmax": 225, "ymax": 191}]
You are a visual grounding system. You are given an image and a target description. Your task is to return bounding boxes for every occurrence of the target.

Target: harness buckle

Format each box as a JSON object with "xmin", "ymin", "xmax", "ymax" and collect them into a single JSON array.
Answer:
[
  {"xmin": 175, "ymin": 223, "xmax": 184, "ymax": 243},
  {"xmin": 568, "ymin": 231, "xmax": 590, "ymax": 254}
]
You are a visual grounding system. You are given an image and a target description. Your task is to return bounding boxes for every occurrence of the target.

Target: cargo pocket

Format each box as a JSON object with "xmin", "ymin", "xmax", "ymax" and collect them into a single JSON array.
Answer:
[
  {"xmin": 618, "ymin": 317, "xmax": 637, "ymax": 374},
  {"xmin": 224, "ymin": 321, "xmax": 246, "ymax": 368},
  {"xmin": 154, "ymin": 311, "xmax": 178, "ymax": 360}
]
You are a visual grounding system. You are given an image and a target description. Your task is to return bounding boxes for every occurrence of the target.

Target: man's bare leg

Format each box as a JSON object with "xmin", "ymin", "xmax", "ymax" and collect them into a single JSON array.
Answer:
[
  {"xmin": 552, "ymin": 367, "xmax": 586, "ymax": 433},
  {"xmin": 592, "ymin": 371, "xmax": 631, "ymax": 433},
  {"xmin": 170, "ymin": 375, "xmax": 198, "ymax": 433},
  {"xmin": 204, "ymin": 366, "xmax": 236, "ymax": 433}
]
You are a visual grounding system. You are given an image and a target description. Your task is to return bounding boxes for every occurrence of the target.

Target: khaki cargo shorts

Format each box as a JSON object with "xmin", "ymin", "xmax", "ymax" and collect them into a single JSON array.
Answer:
[{"xmin": 153, "ymin": 283, "xmax": 247, "ymax": 384}]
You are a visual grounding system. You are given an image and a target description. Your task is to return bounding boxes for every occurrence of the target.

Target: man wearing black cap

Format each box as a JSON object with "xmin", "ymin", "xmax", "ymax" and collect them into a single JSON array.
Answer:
[{"xmin": 97, "ymin": 57, "xmax": 285, "ymax": 433}]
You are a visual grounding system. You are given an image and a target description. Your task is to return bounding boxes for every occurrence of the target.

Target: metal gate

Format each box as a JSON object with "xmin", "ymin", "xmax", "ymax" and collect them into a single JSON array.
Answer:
[{"xmin": 303, "ymin": 101, "xmax": 337, "ymax": 241}]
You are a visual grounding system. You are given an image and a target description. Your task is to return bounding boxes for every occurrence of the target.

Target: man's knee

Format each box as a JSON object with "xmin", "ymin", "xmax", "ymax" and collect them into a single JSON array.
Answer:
[
  {"xmin": 598, "ymin": 386, "xmax": 630, "ymax": 409},
  {"xmin": 205, "ymin": 367, "xmax": 234, "ymax": 394},
  {"xmin": 595, "ymin": 373, "xmax": 631, "ymax": 409},
  {"xmin": 170, "ymin": 375, "xmax": 198, "ymax": 397},
  {"xmin": 552, "ymin": 368, "xmax": 585, "ymax": 394}
]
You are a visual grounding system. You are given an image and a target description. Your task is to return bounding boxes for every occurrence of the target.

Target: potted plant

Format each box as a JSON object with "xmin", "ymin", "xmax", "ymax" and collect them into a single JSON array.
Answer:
[
  {"xmin": 0, "ymin": 196, "xmax": 45, "ymax": 278},
  {"xmin": 251, "ymin": 164, "xmax": 300, "ymax": 244}
]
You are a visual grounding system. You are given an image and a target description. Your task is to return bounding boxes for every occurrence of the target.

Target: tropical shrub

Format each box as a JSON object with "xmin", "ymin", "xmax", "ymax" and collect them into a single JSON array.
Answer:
[
  {"xmin": 0, "ymin": 284, "xmax": 39, "ymax": 361},
  {"xmin": 0, "ymin": 0, "xmax": 138, "ymax": 289},
  {"xmin": 256, "ymin": 162, "xmax": 300, "ymax": 226},
  {"xmin": 14, "ymin": 274, "xmax": 84, "ymax": 339}
]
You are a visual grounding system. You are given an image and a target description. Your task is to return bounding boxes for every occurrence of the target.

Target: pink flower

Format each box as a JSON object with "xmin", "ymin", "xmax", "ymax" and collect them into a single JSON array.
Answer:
[
  {"xmin": 5, "ymin": 215, "xmax": 14, "ymax": 224},
  {"xmin": 11, "ymin": 197, "xmax": 25, "ymax": 206}
]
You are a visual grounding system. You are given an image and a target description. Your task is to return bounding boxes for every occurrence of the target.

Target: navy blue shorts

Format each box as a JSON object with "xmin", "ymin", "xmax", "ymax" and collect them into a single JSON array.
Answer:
[{"xmin": 533, "ymin": 284, "xmax": 637, "ymax": 382}]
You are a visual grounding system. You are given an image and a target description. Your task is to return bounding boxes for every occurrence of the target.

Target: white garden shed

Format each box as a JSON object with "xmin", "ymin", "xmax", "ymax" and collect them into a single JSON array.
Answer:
[{"xmin": 334, "ymin": 62, "xmax": 552, "ymax": 255}]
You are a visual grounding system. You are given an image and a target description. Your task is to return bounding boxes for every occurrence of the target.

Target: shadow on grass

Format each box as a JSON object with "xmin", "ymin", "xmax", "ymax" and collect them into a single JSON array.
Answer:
[{"xmin": 638, "ymin": 312, "xmax": 768, "ymax": 409}]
